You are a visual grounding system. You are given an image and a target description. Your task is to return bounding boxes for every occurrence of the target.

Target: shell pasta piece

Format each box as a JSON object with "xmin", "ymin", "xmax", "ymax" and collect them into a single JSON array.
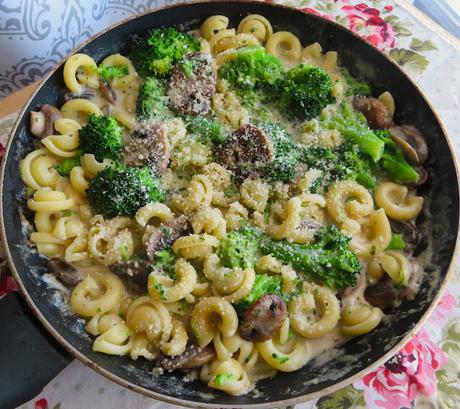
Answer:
[
  {"xmin": 266, "ymin": 31, "xmax": 302, "ymax": 62},
  {"xmin": 191, "ymin": 297, "xmax": 239, "ymax": 348},
  {"xmin": 375, "ymin": 182, "xmax": 424, "ymax": 221},
  {"xmin": 340, "ymin": 304, "xmax": 384, "ymax": 336}
]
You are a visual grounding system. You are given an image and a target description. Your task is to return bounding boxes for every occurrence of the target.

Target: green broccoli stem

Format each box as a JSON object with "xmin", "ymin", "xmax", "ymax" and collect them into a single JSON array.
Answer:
[
  {"xmin": 380, "ymin": 151, "xmax": 419, "ymax": 183},
  {"xmin": 260, "ymin": 225, "xmax": 361, "ymax": 289},
  {"xmin": 326, "ymin": 104, "xmax": 384, "ymax": 162}
]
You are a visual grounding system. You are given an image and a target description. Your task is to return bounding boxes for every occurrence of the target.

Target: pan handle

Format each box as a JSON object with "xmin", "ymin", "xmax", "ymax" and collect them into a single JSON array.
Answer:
[{"xmin": 0, "ymin": 292, "xmax": 71, "ymax": 409}]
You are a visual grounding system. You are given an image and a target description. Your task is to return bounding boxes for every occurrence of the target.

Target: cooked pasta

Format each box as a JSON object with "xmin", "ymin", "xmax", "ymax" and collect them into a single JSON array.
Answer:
[{"xmin": 20, "ymin": 14, "xmax": 429, "ymax": 396}]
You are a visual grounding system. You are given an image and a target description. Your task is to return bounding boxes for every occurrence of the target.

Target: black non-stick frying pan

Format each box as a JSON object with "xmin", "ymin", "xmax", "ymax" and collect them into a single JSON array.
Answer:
[{"xmin": 1, "ymin": 1, "xmax": 459, "ymax": 408}]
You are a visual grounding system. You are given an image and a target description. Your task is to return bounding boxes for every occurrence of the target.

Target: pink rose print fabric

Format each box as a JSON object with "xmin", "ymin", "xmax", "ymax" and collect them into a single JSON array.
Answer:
[
  {"xmin": 341, "ymin": 3, "xmax": 397, "ymax": 50},
  {"xmin": 354, "ymin": 330, "xmax": 448, "ymax": 408}
]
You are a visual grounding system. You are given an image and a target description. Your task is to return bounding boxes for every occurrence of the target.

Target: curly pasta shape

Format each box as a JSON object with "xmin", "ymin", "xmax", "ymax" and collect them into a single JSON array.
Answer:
[
  {"xmin": 70, "ymin": 270, "xmax": 125, "ymax": 317},
  {"xmin": 350, "ymin": 208, "xmax": 392, "ymax": 258},
  {"xmin": 192, "ymin": 206, "xmax": 227, "ymax": 239},
  {"xmin": 70, "ymin": 166, "xmax": 89, "ymax": 194},
  {"xmin": 20, "ymin": 149, "xmax": 60, "ymax": 190},
  {"xmin": 148, "ymin": 258, "xmax": 197, "ymax": 303},
  {"xmin": 237, "ymin": 14, "xmax": 273, "ymax": 43},
  {"xmin": 135, "ymin": 202, "xmax": 174, "ymax": 227},
  {"xmin": 81, "ymin": 153, "xmax": 114, "ymax": 178},
  {"xmin": 240, "ymin": 178, "xmax": 269, "ymax": 213},
  {"xmin": 225, "ymin": 201, "xmax": 249, "ymax": 231},
  {"xmin": 28, "ymin": 188, "xmax": 75, "ymax": 213},
  {"xmin": 87, "ymin": 216, "xmax": 134, "ymax": 265},
  {"xmin": 172, "ymin": 234, "xmax": 219, "ymax": 260},
  {"xmin": 129, "ymin": 333, "xmax": 158, "ymax": 361},
  {"xmin": 213, "ymin": 333, "xmax": 258, "ymax": 369},
  {"xmin": 340, "ymin": 303, "xmax": 383, "ymax": 336},
  {"xmin": 100, "ymin": 54, "xmax": 138, "ymax": 89},
  {"xmin": 63, "ymin": 53, "xmax": 99, "ymax": 93},
  {"xmin": 42, "ymin": 118, "xmax": 81, "ymax": 157},
  {"xmin": 191, "ymin": 297, "xmax": 239, "ymax": 348},
  {"xmin": 256, "ymin": 335, "xmax": 310, "ymax": 372},
  {"xmin": 289, "ymin": 283, "xmax": 340, "ymax": 338},
  {"xmin": 212, "ymin": 267, "xmax": 256, "ymax": 303},
  {"xmin": 201, "ymin": 15, "xmax": 229, "ymax": 40},
  {"xmin": 206, "ymin": 358, "xmax": 251, "ymax": 395},
  {"xmin": 61, "ymin": 98, "xmax": 102, "ymax": 122},
  {"xmin": 302, "ymin": 42, "xmax": 323, "ymax": 61},
  {"xmin": 266, "ymin": 31, "xmax": 302, "ymax": 62},
  {"xmin": 92, "ymin": 320, "xmax": 134, "ymax": 356},
  {"xmin": 380, "ymin": 250, "xmax": 410, "ymax": 286},
  {"xmin": 171, "ymin": 174, "xmax": 213, "ymax": 213},
  {"xmin": 30, "ymin": 231, "xmax": 64, "ymax": 257},
  {"xmin": 268, "ymin": 194, "xmax": 326, "ymax": 243},
  {"xmin": 326, "ymin": 180, "xmax": 374, "ymax": 233},
  {"xmin": 126, "ymin": 296, "xmax": 172, "ymax": 345},
  {"xmin": 213, "ymin": 33, "xmax": 260, "ymax": 55},
  {"xmin": 209, "ymin": 29, "xmax": 236, "ymax": 55},
  {"xmin": 375, "ymin": 182, "xmax": 424, "ymax": 221}
]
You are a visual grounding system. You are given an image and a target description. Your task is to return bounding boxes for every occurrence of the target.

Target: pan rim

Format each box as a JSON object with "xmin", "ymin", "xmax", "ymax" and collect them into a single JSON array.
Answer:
[{"xmin": 1, "ymin": 1, "xmax": 459, "ymax": 407}]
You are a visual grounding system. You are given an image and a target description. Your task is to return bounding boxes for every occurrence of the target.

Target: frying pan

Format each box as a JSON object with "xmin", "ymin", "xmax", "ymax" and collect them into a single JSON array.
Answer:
[{"xmin": 1, "ymin": 1, "xmax": 459, "ymax": 407}]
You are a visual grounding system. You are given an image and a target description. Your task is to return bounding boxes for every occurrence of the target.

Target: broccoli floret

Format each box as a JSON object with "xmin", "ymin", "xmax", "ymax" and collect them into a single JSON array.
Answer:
[
  {"xmin": 87, "ymin": 166, "xmax": 163, "ymax": 218},
  {"xmin": 78, "ymin": 114, "xmax": 123, "ymax": 161},
  {"xmin": 54, "ymin": 152, "xmax": 82, "ymax": 176},
  {"xmin": 322, "ymin": 103, "xmax": 385, "ymax": 162},
  {"xmin": 387, "ymin": 233, "xmax": 406, "ymax": 250},
  {"xmin": 279, "ymin": 64, "xmax": 334, "ymax": 121},
  {"xmin": 260, "ymin": 224, "xmax": 361, "ymax": 289},
  {"xmin": 374, "ymin": 130, "xmax": 419, "ymax": 183},
  {"xmin": 301, "ymin": 143, "xmax": 376, "ymax": 192},
  {"xmin": 233, "ymin": 274, "xmax": 283, "ymax": 314},
  {"xmin": 340, "ymin": 67, "xmax": 371, "ymax": 97},
  {"xmin": 130, "ymin": 27, "xmax": 200, "ymax": 77},
  {"xmin": 184, "ymin": 115, "xmax": 226, "ymax": 144},
  {"xmin": 219, "ymin": 47, "xmax": 284, "ymax": 104},
  {"xmin": 217, "ymin": 226, "xmax": 261, "ymax": 269},
  {"xmin": 257, "ymin": 122, "xmax": 300, "ymax": 183},
  {"xmin": 136, "ymin": 76, "xmax": 169, "ymax": 119},
  {"xmin": 97, "ymin": 64, "xmax": 129, "ymax": 82}
]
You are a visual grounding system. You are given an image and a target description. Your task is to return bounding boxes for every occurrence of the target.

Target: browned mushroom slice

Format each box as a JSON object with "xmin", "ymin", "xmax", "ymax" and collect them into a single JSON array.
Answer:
[
  {"xmin": 146, "ymin": 215, "xmax": 191, "ymax": 261},
  {"xmin": 62, "ymin": 87, "xmax": 96, "ymax": 102},
  {"xmin": 218, "ymin": 124, "xmax": 274, "ymax": 182},
  {"xmin": 239, "ymin": 294, "xmax": 287, "ymax": 342},
  {"xmin": 111, "ymin": 259, "xmax": 150, "ymax": 287},
  {"xmin": 168, "ymin": 52, "xmax": 216, "ymax": 115},
  {"xmin": 123, "ymin": 121, "xmax": 171, "ymax": 176},
  {"xmin": 47, "ymin": 258, "xmax": 83, "ymax": 286},
  {"xmin": 156, "ymin": 344, "xmax": 216, "ymax": 371},
  {"xmin": 353, "ymin": 97, "xmax": 392, "ymax": 129},
  {"xmin": 390, "ymin": 125, "xmax": 428, "ymax": 165},
  {"xmin": 407, "ymin": 166, "xmax": 428, "ymax": 188},
  {"xmin": 364, "ymin": 278, "xmax": 401, "ymax": 309},
  {"xmin": 99, "ymin": 80, "xmax": 116, "ymax": 104}
]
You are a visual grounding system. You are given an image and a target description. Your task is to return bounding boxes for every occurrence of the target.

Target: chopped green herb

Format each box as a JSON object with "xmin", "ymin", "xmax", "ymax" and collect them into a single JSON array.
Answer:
[
  {"xmin": 387, "ymin": 234, "xmax": 406, "ymax": 250},
  {"xmin": 214, "ymin": 372, "xmax": 235, "ymax": 386},
  {"xmin": 272, "ymin": 353, "xmax": 289, "ymax": 364}
]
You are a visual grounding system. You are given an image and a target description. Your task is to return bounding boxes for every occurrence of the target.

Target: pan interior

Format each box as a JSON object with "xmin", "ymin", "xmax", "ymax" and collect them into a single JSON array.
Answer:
[{"xmin": 1, "ymin": 2, "xmax": 458, "ymax": 406}]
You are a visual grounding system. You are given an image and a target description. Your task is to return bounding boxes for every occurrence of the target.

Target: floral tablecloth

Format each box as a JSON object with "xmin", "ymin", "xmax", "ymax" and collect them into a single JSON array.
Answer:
[{"xmin": 1, "ymin": 1, "xmax": 460, "ymax": 408}]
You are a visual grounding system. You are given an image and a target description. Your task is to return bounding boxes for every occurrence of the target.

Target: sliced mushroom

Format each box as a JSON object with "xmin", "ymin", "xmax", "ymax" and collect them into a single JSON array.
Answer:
[
  {"xmin": 41, "ymin": 104, "xmax": 63, "ymax": 138},
  {"xmin": 390, "ymin": 125, "xmax": 428, "ymax": 165},
  {"xmin": 62, "ymin": 87, "xmax": 96, "ymax": 102},
  {"xmin": 111, "ymin": 259, "xmax": 150, "ymax": 287},
  {"xmin": 47, "ymin": 258, "xmax": 83, "ymax": 286},
  {"xmin": 168, "ymin": 52, "xmax": 216, "ymax": 116},
  {"xmin": 30, "ymin": 104, "xmax": 62, "ymax": 139},
  {"xmin": 156, "ymin": 344, "xmax": 216, "ymax": 372},
  {"xmin": 99, "ymin": 80, "xmax": 116, "ymax": 104},
  {"xmin": 146, "ymin": 215, "xmax": 191, "ymax": 261},
  {"xmin": 218, "ymin": 124, "xmax": 274, "ymax": 183},
  {"xmin": 30, "ymin": 111, "xmax": 45, "ymax": 137},
  {"xmin": 364, "ymin": 278, "xmax": 401, "ymax": 309},
  {"xmin": 353, "ymin": 97, "xmax": 392, "ymax": 129},
  {"xmin": 390, "ymin": 220, "xmax": 419, "ymax": 249},
  {"xmin": 123, "ymin": 121, "xmax": 170, "ymax": 176},
  {"xmin": 239, "ymin": 293, "xmax": 287, "ymax": 342}
]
